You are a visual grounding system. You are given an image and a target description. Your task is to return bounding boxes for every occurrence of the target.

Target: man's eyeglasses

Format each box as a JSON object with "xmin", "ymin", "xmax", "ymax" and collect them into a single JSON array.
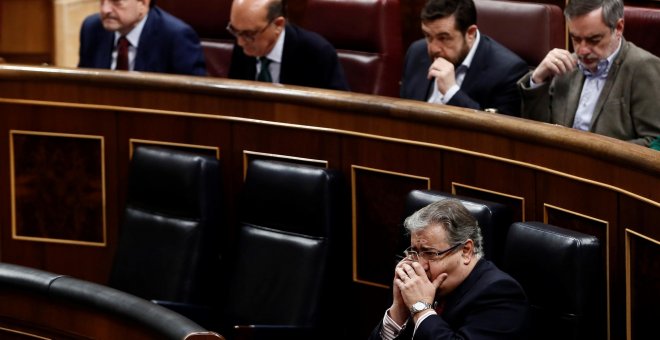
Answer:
[
  {"xmin": 226, "ymin": 20, "xmax": 274, "ymax": 42},
  {"xmin": 403, "ymin": 242, "xmax": 464, "ymax": 262}
]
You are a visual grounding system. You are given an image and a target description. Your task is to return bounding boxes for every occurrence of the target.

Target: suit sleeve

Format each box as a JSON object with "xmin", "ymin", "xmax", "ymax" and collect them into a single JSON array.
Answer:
[
  {"xmin": 413, "ymin": 278, "xmax": 528, "ymax": 340},
  {"xmin": 448, "ymin": 58, "xmax": 529, "ymax": 117},
  {"xmin": 170, "ymin": 25, "xmax": 207, "ymax": 76},
  {"xmin": 627, "ymin": 55, "xmax": 660, "ymax": 146},
  {"xmin": 517, "ymin": 71, "xmax": 553, "ymax": 123}
]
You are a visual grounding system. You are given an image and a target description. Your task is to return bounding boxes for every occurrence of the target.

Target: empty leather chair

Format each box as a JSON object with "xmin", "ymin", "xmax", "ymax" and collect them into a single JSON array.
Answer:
[
  {"xmin": 503, "ymin": 222, "xmax": 606, "ymax": 340},
  {"xmin": 624, "ymin": 6, "xmax": 660, "ymax": 58},
  {"xmin": 300, "ymin": 0, "xmax": 404, "ymax": 97},
  {"xmin": 475, "ymin": 0, "xmax": 565, "ymax": 67},
  {"xmin": 404, "ymin": 190, "xmax": 513, "ymax": 265},
  {"xmin": 109, "ymin": 146, "xmax": 221, "ymax": 304},
  {"xmin": 219, "ymin": 159, "xmax": 349, "ymax": 340},
  {"xmin": 158, "ymin": 0, "xmax": 234, "ymax": 77}
]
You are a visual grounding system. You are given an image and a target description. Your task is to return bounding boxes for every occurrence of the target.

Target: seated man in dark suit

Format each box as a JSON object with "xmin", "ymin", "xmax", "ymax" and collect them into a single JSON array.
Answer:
[
  {"xmin": 78, "ymin": 0, "xmax": 206, "ymax": 76},
  {"xmin": 369, "ymin": 199, "xmax": 528, "ymax": 340},
  {"xmin": 227, "ymin": 0, "xmax": 349, "ymax": 91},
  {"xmin": 401, "ymin": 0, "xmax": 528, "ymax": 116}
]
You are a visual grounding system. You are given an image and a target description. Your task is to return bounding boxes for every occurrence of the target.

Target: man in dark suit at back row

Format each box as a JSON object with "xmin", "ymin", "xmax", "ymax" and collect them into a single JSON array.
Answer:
[
  {"xmin": 401, "ymin": 0, "xmax": 528, "ymax": 116},
  {"xmin": 227, "ymin": 0, "xmax": 349, "ymax": 91},
  {"xmin": 78, "ymin": 0, "xmax": 207, "ymax": 76}
]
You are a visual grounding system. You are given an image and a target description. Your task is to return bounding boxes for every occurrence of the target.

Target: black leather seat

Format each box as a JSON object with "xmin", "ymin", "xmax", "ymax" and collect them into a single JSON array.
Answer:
[
  {"xmin": 109, "ymin": 146, "xmax": 221, "ymax": 304},
  {"xmin": 404, "ymin": 190, "xmax": 513, "ymax": 264},
  {"xmin": 219, "ymin": 159, "xmax": 349, "ymax": 340},
  {"xmin": 502, "ymin": 222, "xmax": 606, "ymax": 339}
]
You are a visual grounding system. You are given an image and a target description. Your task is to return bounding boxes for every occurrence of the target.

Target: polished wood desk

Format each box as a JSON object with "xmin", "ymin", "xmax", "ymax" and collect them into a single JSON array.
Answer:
[{"xmin": 0, "ymin": 65, "xmax": 656, "ymax": 339}]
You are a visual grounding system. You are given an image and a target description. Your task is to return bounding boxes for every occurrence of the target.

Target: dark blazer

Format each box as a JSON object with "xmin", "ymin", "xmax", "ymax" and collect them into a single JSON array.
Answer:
[
  {"xmin": 78, "ymin": 6, "xmax": 206, "ymax": 76},
  {"xmin": 228, "ymin": 23, "xmax": 349, "ymax": 91},
  {"xmin": 400, "ymin": 35, "xmax": 528, "ymax": 116},
  {"xmin": 368, "ymin": 260, "xmax": 528, "ymax": 340},
  {"xmin": 518, "ymin": 39, "xmax": 660, "ymax": 146}
]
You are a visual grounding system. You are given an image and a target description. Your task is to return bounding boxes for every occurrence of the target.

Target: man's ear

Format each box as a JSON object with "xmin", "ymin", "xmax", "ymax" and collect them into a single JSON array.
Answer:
[
  {"xmin": 465, "ymin": 25, "xmax": 478, "ymax": 46},
  {"xmin": 461, "ymin": 239, "xmax": 474, "ymax": 264},
  {"xmin": 274, "ymin": 16, "xmax": 286, "ymax": 32}
]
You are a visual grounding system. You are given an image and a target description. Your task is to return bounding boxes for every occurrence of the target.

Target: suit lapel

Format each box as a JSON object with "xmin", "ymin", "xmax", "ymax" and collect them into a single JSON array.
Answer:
[
  {"xmin": 99, "ymin": 31, "xmax": 115, "ymax": 69},
  {"xmin": 460, "ymin": 37, "xmax": 488, "ymax": 94},
  {"xmin": 590, "ymin": 40, "xmax": 629, "ymax": 129},
  {"xmin": 559, "ymin": 71, "xmax": 584, "ymax": 127},
  {"xmin": 134, "ymin": 8, "xmax": 157, "ymax": 71},
  {"xmin": 279, "ymin": 24, "xmax": 295, "ymax": 84}
]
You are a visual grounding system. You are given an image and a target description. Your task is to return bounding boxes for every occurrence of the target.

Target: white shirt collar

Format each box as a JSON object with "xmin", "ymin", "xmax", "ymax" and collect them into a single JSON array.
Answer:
[
  {"xmin": 461, "ymin": 30, "xmax": 480, "ymax": 70},
  {"xmin": 265, "ymin": 26, "xmax": 285, "ymax": 63}
]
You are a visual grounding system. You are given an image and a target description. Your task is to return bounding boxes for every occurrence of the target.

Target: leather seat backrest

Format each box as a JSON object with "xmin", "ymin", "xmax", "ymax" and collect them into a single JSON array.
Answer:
[
  {"xmin": 300, "ymin": 0, "xmax": 404, "ymax": 97},
  {"xmin": 475, "ymin": 0, "xmax": 565, "ymax": 67},
  {"xmin": 239, "ymin": 159, "xmax": 345, "ymax": 238},
  {"xmin": 109, "ymin": 146, "xmax": 220, "ymax": 303},
  {"xmin": 157, "ymin": 0, "xmax": 234, "ymax": 77},
  {"xmin": 227, "ymin": 224, "xmax": 328, "ymax": 326},
  {"xmin": 404, "ymin": 190, "xmax": 513, "ymax": 264},
  {"xmin": 624, "ymin": 6, "xmax": 660, "ymax": 58},
  {"xmin": 503, "ymin": 222, "xmax": 606, "ymax": 340},
  {"xmin": 224, "ymin": 159, "xmax": 348, "ymax": 332}
]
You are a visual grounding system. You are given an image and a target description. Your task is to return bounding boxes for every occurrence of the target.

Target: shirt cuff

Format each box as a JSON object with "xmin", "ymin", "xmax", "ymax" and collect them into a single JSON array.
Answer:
[
  {"xmin": 440, "ymin": 84, "xmax": 460, "ymax": 104},
  {"xmin": 381, "ymin": 308, "xmax": 406, "ymax": 340}
]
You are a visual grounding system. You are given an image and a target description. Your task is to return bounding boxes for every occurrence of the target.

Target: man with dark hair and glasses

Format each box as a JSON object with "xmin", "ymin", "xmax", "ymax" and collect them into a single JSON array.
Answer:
[
  {"xmin": 369, "ymin": 199, "xmax": 528, "ymax": 340},
  {"xmin": 79, "ymin": 0, "xmax": 206, "ymax": 75},
  {"xmin": 227, "ymin": 0, "xmax": 349, "ymax": 91}
]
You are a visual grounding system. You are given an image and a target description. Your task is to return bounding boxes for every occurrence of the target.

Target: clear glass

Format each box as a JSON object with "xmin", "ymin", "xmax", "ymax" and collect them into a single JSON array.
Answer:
[{"xmin": 403, "ymin": 242, "xmax": 463, "ymax": 262}]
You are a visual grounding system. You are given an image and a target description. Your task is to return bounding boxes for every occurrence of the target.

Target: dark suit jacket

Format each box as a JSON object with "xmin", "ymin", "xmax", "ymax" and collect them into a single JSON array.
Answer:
[
  {"xmin": 228, "ymin": 23, "xmax": 349, "ymax": 91},
  {"xmin": 78, "ymin": 6, "xmax": 206, "ymax": 76},
  {"xmin": 518, "ymin": 39, "xmax": 660, "ymax": 146},
  {"xmin": 368, "ymin": 259, "xmax": 528, "ymax": 340},
  {"xmin": 400, "ymin": 35, "xmax": 528, "ymax": 116}
]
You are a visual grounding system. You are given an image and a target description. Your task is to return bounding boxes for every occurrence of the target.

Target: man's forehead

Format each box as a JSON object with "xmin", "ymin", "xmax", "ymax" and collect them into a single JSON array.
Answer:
[{"xmin": 422, "ymin": 15, "xmax": 458, "ymax": 34}]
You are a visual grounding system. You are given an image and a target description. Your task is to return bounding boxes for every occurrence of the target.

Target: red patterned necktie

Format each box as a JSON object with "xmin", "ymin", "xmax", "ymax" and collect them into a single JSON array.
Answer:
[{"xmin": 116, "ymin": 36, "xmax": 129, "ymax": 71}]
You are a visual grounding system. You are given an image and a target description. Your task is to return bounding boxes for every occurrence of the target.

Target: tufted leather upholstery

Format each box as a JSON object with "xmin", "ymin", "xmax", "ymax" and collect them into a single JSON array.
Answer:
[
  {"xmin": 157, "ymin": 0, "xmax": 234, "ymax": 77},
  {"xmin": 404, "ymin": 190, "xmax": 513, "ymax": 265},
  {"xmin": 475, "ymin": 0, "xmax": 565, "ymax": 67},
  {"xmin": 300, "ymin": 0, "xmax": 404, "ymax": 97},
  {"xmin": 109, "ymin": 146, "xmax": 220, "ymax": 304},
  {"xmin": 221, "ymin": 159, "xmax": 349, "ymax": 339},
  {"xmin": 503, "ymin": 222, "xmax": 606, "ymax": 340},
  {"xmin": 624, "ymin": 6, "xmax": 660, "ymax": 58}
]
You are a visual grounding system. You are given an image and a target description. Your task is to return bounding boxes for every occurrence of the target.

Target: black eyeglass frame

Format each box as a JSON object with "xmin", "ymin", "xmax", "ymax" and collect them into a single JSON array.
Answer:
[
  {"xmin": 403, "ymin": 242, "xmax": 465, "ymax": 262},
  {"xmin": 226, "ymin": 19, "xmax": 275, "ymax": 42}
]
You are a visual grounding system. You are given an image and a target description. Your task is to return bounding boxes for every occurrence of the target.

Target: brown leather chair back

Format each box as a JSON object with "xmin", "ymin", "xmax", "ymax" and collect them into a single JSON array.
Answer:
[
  {"xmin": 475, "ymin": 0, "xmax": 566, "ymax": 67},
  {"xmin": 624, "ymin": 6, "xmax": 660, "ymax": 58},
  {"xmin": 158, "ymin": 0, "xmax": 234, "ymax": 77},
  {"xmin": 300, "ymin": 0, "xmax": 404, "ymax": 97}
]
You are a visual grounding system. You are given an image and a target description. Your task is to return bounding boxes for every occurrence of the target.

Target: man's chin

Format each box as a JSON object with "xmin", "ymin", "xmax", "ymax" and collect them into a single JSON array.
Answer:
[{"xmin": 101, "ymin": 21, "xmax": 120, "ymax": 32}]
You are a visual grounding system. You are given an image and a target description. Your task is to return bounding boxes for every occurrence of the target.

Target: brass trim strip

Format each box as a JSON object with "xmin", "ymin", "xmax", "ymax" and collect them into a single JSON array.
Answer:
[
  {"xmin": 624, "ymin": 228, "xmax": 660, "ymax": 340},
  {"xmin": 543, "ymin": 203, "xmax": 611, "ymax": 340},
  {"xmin": 0, "ymin": 326, "xmax": 51, "ymax": 339},
  {"xmin": 451, "ymin": 182, "xmax": 526, "ymax": 221},
  {"xmin": 0, "ymin": 98, "xmax": 655, "ymax": 207},
  {"xmin": 351, "ymin": 165, "xmax": 431, "ymax": 288},
  {"xmin": 129, "ymin": 138, "xmax": 220, "ymax": 160},
  {"xmin": 9, "ymin": 130, "xmax": 107, "ymax": 247}
]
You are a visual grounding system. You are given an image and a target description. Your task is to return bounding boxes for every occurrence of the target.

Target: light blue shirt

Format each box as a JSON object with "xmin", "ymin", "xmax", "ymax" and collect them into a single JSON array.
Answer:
[{"xmin": 572, "ymin": 40, "xmax": 622, "ymax": 131}]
